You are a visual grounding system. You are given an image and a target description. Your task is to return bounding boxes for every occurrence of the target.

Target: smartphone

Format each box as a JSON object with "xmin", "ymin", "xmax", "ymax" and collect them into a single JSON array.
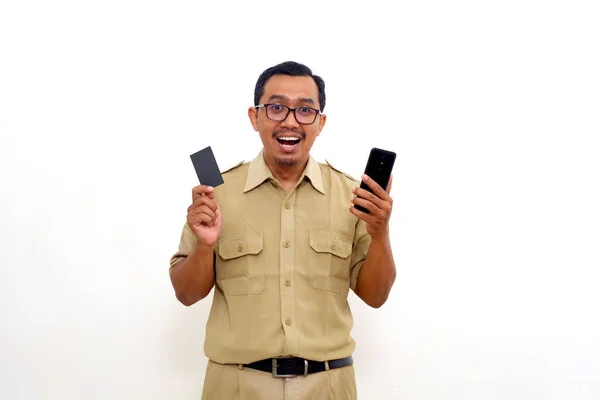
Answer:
[{"xmin": 354, "ymin": 147, "xmax": 396, "ymax": 214}]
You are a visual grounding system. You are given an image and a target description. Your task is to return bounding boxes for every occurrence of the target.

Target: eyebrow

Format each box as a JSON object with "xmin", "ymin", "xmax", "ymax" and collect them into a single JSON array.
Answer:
[{"xmin": 267, "ymin": 94, "xmax": 316, "ymax": 106}]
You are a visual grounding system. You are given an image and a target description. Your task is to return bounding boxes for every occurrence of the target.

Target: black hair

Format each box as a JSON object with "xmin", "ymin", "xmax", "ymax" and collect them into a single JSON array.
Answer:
[{"xmin": 254, "ymin": 61, "xmax": 326, "ymax": 112}]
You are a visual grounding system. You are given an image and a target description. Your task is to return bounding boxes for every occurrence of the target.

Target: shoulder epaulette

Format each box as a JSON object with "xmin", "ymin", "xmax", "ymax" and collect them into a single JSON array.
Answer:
[
  {"xmin": 325, "ymin": 159, "xmax": 359, "ymax": 183},
  {"xmin": 221, "ymin": 160, "xmax": 244, "ymax": 174}
]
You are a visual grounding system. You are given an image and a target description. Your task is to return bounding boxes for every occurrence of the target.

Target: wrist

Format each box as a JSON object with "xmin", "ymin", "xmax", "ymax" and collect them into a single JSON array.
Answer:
[
  {"xmin": 369, "ymin": 232, "xmax": 390, "ymax": 245},
  {"xmin": 192, "ymin": 242, "xmax": 215, "ymax": 256}
]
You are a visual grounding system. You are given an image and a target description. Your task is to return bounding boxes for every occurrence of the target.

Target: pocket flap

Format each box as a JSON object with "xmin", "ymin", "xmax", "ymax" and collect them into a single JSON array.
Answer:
[
  {"xmin": 218, "ymin": 233, "xmax": 263, "ymax": 260},
  {"xmin": 309, "ymin": 231, "xmax": 352, "ymax": 259}
]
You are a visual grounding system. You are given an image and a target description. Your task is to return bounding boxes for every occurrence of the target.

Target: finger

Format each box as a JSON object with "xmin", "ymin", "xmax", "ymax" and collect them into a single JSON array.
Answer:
[
  {"xmin": 361, "ymin": 175, "xmax": 392, "ymax": 202},
  {"xmin": 352, "ymin": 187, "xmax": 387, "ymax": 210},
  {"xmin": 192, "ymin": 189, "xmax": 214, "ymax": 202},
  {"xmin": 189, "ymin": 205, "xmax": 216, "ymax": 221},
  {"xmin": 350, "ymin": 195, "xmax": 382, "ymax": 217},
  {"xmin": 188, "ymin": 213, "xmax": 213, "ymax": 226},
  {"xmin": 204, "ymin": 190, "xmax": 215, "ymax": 200},
  {"xmin": 192, "ymin": 185, "xmax": 214, "ymax": 201},
  {"xmin": 188, "ymin": 210, "xmax": 215, "ymax": 221},
  {"xmin": 386, "ymin": 175, "xmax": 393, "ymax": 194},
  {"xmin": 190, "ymin": 196, "xmax": 219, "ymax": 213},
  {"xmin": 348, "ymin": 202, "xmax": 375, "ymax": 224}
]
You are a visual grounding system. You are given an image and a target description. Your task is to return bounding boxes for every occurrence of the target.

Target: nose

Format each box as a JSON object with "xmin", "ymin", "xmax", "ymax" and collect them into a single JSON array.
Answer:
[{"xmin": 280, "ymin": 108, "xmax": 300, "ymax": 129}]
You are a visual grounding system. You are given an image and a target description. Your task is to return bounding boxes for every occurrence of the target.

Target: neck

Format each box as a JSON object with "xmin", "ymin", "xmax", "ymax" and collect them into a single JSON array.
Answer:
[{"xmin": 264, "ymin": 153, "xmax": 308, "ymax": 190}]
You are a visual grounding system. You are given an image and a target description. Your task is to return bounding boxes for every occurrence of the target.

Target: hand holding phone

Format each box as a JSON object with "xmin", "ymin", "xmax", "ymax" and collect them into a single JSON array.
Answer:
[{"xmin": 353, "ymin": 148, "xmax": 396, "ymax": 214}]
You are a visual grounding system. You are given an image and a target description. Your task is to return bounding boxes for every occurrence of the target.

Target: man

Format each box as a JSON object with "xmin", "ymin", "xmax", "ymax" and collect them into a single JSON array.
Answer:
[{"xmin": 169, "ymin": 61, "xmax": 396, "ymax": 399}]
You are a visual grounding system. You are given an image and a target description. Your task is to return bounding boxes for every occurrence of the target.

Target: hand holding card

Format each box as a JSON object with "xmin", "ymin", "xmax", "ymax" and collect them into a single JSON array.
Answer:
[{"xmin": 187, "ymin": 146, "xmax": 224, "ymax": 246}]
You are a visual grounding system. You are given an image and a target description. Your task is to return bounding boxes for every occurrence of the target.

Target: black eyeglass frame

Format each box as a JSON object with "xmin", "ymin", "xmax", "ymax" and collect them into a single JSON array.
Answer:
[{"xmin": 255, "ymin": 103, "xmax": 321, "ymax": 125}]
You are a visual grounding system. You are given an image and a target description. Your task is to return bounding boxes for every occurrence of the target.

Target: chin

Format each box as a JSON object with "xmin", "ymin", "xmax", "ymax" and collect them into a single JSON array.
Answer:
[{"xmin": 274, "ymin": 154, "xmax": 300, "ymax": 167}]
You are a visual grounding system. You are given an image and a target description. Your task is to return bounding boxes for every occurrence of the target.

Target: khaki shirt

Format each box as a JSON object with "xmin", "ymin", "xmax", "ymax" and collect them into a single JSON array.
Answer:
[{"xmin": 170, "ymin": 150, "xmax": 372, "ymax": 364}]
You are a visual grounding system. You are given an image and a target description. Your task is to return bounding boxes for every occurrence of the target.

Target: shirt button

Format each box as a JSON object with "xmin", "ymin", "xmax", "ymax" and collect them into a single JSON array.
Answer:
[
  {"xmin": 284, "ymin": 280, "xmax": 291, "ymax": 287},
  {"xmin": 283, "ymin": 241, "xmax": 290, "ymax": 248},
  {"xmin": 284, "ymin": 202, "xmax": 290, "ymax": 209},
  {"xmin": 237, "ymin": 244, "xmax": 244, "ymax": 252},
  {"xmin": 285, "ymin": 319, "xmax": 292, "ymax": 326},
  {"xmin": 330, "ymin": 243, "xmax": 336, "ymax": 251}
]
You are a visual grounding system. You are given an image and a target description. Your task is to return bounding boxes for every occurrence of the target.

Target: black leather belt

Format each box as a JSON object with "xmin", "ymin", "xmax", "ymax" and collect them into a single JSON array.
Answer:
[{"xmin": 244, "ymin": 355, "xmax": 353, "ymax": 378}]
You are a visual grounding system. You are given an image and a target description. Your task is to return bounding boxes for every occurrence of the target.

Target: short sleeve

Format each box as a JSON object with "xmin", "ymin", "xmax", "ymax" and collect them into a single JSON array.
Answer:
[
  {"xmin": 169, "ymin": 222, "xmax": 198, "ymax": 274},
  {"xmin": 349, "ymin": 218, "xmax": 371, "ymax": 291}
]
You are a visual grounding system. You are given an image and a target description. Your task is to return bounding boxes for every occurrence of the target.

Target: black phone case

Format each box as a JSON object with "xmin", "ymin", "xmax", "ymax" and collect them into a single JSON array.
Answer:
[{"xmin": 354, "ymin": 148, "xmax": 396, "ymax": 214}]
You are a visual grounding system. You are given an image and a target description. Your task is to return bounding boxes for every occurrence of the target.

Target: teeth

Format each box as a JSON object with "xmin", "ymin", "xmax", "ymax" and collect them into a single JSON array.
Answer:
[{"xmin": 278, "ymin": 136, "xmax": 300, "ymax": 147}]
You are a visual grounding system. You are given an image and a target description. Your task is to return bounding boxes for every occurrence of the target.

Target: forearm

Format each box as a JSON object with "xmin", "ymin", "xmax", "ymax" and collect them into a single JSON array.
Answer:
[
  {"xmin": 170, "ymin": 243, "xmax": 215, "ymax": 306},
  {"xmin": 355, "ymin": 236, "xmax": 396, "ymax": 308}
]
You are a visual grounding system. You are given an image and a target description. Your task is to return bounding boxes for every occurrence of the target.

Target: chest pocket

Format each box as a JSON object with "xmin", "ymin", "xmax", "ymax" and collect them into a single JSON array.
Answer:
[
  {"xmin": 308, "ymin": 230, "xmax": 353, "ymax": 292},
  {"xmin": 216, "ymin": 233, "xmax": 265, "ymax": 295}
]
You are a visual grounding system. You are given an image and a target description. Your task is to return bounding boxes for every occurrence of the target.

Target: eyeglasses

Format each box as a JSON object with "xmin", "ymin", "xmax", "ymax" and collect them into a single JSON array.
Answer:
[{"xmin": 256, "ymin": 103, "xmax": 321, "ymax": 125}]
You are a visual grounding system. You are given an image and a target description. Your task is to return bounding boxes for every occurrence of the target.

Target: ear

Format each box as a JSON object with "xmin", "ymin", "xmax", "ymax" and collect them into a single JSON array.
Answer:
[
  {"xmin": 316, "ymin": 113, "xmax": 327, "ymax": 137},
  {"xmin": 248, "ymin": 107, "xmax": 259, "ymax": 131}
]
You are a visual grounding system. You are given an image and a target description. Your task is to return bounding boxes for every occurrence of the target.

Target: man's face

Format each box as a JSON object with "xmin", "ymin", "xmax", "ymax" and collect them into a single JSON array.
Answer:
[{"xmin": 248, "ymin": 75, "xmax": 326, "ymax": 167}]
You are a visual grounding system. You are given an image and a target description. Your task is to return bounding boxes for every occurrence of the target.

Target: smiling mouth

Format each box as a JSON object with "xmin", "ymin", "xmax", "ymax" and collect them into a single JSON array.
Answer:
[{"xmin": 276, "ymin": 137, "xmax": 301, "ymax": 146}]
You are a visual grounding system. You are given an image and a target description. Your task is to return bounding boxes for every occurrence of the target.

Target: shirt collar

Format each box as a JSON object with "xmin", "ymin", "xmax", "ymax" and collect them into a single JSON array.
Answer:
[{"xmin": 243, "ymin": 149, "xmax": 325, "ymax": 194}]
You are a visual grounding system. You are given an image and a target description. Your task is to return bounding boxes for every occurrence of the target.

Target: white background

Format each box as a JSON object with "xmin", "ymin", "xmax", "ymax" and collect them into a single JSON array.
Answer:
[{"xmin": 1, "ymin": 1, "xmax": 599, "ymax": 399}]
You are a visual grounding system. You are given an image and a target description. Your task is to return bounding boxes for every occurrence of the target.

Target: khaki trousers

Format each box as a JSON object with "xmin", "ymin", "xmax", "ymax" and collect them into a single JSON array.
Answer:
[{"xmin": 201, "ymin": 360, "xmax": 358, "ymax": 400}]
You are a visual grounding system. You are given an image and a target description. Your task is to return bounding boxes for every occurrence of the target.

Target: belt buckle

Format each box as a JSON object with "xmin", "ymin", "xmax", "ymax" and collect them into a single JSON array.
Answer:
[{"xmin": 271, "ymin": 358, "xmax": 309, "ymax": 378}]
